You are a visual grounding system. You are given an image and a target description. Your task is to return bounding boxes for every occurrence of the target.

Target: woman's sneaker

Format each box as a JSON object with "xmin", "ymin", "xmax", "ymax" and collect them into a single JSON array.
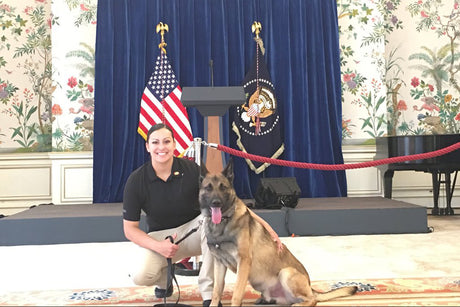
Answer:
[{"xmin": 154, "ymin": 284, "xmax": 173, "ymax": 298}]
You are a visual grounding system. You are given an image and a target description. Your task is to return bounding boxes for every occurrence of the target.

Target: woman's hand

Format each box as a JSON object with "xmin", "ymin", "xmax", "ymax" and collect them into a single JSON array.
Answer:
[
  {"xmin": 123, "ymin": 220, "xmax": 180, "ymax": 258},
  {"xmin": 156, "ymin": 234, "xmax": 179, "ymax": 258},
  {"xmin": 268, "ymin": 229, "xmax": 283, "ymax": 253},
  {"xmin": 247, "ymin": 209, "xmax": 284, "ymax": 253}
]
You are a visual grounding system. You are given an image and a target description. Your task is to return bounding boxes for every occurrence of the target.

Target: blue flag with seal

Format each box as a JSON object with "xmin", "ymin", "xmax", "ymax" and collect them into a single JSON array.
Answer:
[{"xmin": 232, "ymin": 36, "xmax": 284, "ymax": 174}]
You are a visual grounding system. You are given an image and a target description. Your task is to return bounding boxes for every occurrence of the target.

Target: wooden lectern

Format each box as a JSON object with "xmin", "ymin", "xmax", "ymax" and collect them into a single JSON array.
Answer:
[{"xmin": 182, "ymin": 86, "xmax": 244, "ymax": 173}]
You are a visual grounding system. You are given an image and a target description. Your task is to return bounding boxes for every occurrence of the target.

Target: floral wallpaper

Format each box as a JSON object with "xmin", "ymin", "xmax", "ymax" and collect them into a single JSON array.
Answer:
[
  {"xmin": 0, "ymin": 0, "xmax": 53, "ymax": 152},
  {"xmin": 339, "ymin": 0, "xmax": 460, "ymax": 144},
  {"xmin": 0, "ymin": 0, "xmax": 96, "ymax": 152},
  {"xmin": 0, "ymin": 0, "xmax": 458, "ymax": 153},
  {"xmin": 51, "ymin": 0, "xmax": 96, "ymax": 151}
]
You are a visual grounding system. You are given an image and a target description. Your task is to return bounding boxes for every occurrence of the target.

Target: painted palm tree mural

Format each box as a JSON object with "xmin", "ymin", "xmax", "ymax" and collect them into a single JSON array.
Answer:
[
  {"xmin": 66, "ymin": 42, "xmax": 95, "ymax": 78},
  {"xmin": 338, "ymin": 0, "xmax": 460, "ymax": 143},
  {"xmin": 52, "ymin": 42, "xmax": 95, "ymax": 151},
  {"xmin": 407, "ymin": 0, "xmax": 460, "ymax": 135},
  {"xmin": 409, "ymin": 46, "xmax": 449, "ymax": 93},
  {"xmin": 50, "ymin": 0, "xmax": 97, "ymax": 152},
  {"xmin": 408, "ymin": 46, "xmax": 449, "ymax": 134}
]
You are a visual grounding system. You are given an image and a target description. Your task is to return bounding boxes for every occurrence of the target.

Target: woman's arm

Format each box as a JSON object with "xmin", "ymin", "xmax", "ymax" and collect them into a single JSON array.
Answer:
[
  {"xmin": 123, "ymin": 219, "xmax": 179, "ymax": 258},
  {"xmin": 248, "ymin": 209, "xmax": 283, "ymax": 252}
]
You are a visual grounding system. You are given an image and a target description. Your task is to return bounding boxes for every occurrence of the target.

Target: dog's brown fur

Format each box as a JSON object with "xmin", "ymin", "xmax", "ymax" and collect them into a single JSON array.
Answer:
[{"xmin": 199, "ymin": 161, "xmax": 358, "ymax": 306}]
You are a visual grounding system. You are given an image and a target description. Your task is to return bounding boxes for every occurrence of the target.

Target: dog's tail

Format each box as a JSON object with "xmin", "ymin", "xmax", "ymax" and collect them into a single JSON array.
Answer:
[{"xmin": 314, "ymin": 286, "xmax": 358, "ymax": 302}]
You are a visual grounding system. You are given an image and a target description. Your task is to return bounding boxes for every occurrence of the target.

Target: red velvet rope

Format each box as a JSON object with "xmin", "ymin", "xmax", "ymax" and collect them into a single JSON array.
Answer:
[{"xmin": 214, "ymin": 142, "xmax": 460, "ymax": 171}]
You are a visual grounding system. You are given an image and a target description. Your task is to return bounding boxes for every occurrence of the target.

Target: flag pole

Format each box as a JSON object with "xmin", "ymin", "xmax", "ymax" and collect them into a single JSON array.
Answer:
[
  {"xmin": 252, "ymin": 21, "xmax": 262, "ymax": 135},
  {"xmin": 156, "ymin": 22, "xmax": 169, "ymax": 123}
]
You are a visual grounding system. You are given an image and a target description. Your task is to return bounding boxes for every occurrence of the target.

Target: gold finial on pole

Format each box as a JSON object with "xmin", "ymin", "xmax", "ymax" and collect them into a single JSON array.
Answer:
[
  {"xmin": 251, "ymin": 21, "xmax": 262, "ymax": 39},
  {"xmin": 156, "ymin": 22, "xmax": 169, "ymax": 54},
  {"xmin": 251, "ymin": 21, "xmax": 265, "ymax": 55}
]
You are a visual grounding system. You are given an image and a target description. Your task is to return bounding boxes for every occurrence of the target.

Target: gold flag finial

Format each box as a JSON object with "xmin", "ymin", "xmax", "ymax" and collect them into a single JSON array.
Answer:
[
  {"xmin": 156, "ymin": 22, "xmax": 169, "ymax": 54},
  {"xmin": 251, "ymin": 21, "xmax": 261, "ymax": 39},
  {"xmin": 251, "ymin": 21, "xmax": 265, "ymax": 55}
]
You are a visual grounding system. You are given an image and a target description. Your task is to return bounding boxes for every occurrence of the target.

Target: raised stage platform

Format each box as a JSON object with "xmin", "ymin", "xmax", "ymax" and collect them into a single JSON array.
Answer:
[{"xmin": 0, "ymin": 197, "xmax": 429, "ymax": 246}]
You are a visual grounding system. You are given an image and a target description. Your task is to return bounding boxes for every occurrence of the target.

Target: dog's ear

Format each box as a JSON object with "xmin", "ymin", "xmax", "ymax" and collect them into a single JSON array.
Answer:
[
  {"xmin": 199, "ymin": 162, "xmax": 208, "ymax": 184},
  {"xmin": 222, "ymin": 158, "xmax": 234, "ymax": 186}
]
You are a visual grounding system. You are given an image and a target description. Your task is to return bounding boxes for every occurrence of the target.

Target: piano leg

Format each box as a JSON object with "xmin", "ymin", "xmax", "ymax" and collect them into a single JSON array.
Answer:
[
  {"xmin": 383, "ymin": 170, "xmax": 394, "ymax": 199},
  {"xmin": 431, "ymin": 171, "xmax": 456, "ymax": 216},
  {"xmin": 431, "ymin": 172, "xmax": 440, "ymax": 215},
  {"xmin": 444, "ymin": 171, "xmax": 455, "ymax": 215},
  {"xmin": 449, "ymin": 171, "xmax": 458, "ymax": 214}
]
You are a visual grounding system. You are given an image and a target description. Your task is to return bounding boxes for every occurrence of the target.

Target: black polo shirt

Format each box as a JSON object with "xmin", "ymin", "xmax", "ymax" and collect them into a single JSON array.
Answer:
[{"xmin": 123, "ymin": 157, "xmax": 201, "ymax": 232}]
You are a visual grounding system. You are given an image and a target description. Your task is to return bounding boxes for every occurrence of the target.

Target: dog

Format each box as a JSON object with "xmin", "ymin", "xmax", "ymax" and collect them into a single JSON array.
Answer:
[{"xmin": 199, "ymin": 160, "xmax": 358, "ymax": 306}]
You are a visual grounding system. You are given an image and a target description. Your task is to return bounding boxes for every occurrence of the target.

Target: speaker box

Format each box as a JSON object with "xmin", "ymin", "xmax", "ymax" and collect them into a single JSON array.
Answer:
[{"xmin": 254, "ymin": 177, "xmax": 301, "ymax": 209}]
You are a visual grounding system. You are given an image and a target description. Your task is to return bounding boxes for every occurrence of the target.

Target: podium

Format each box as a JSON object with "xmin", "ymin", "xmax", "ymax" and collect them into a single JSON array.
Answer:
[{"xmin": 182, "ymin": 86, "xmax": 245, "ymax": 173}]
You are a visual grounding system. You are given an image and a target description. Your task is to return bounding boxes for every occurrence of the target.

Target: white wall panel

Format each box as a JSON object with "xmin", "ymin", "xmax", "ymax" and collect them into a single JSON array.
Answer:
[
  {"xmin": 50, "ymin": 152, "xmax": 93, "ymax": 205},
  {"xmin": 0, "ymin": 153, "xmax": 53, "ymax": 215},
  {"xmin": 0, "ymin": 166, "xmax": 51, "ymax": 198},
  {"xmin": 62, "ymin": 165, "xmax": 93, "ymax": 202},
  {"xmin": 343, "ymin": 145, "xmax": 383, "ymax": 196}
]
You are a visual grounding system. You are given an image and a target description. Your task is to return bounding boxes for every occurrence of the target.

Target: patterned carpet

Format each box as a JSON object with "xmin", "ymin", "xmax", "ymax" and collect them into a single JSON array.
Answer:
[{"xmin": 1, "ymin": 276, "xmax": 459, "ymax": 306}]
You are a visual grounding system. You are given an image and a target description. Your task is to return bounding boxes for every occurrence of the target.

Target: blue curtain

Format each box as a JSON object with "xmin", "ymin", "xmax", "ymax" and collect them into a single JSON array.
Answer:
[{"xmin": 94, "ymin": 0, "xmax": 346, "ymax": 203}]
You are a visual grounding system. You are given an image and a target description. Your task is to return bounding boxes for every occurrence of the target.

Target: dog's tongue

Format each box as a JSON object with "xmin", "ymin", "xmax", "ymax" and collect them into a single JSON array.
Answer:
[{"xmin": 211, "ymin": 207, "xmax": 222, "ymax": 224}]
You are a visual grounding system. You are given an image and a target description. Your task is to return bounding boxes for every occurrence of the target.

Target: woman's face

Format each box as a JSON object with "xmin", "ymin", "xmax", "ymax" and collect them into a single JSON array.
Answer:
[{"xmin": 146, "ymin": 127, "xmax": 176, "ymax": 164}]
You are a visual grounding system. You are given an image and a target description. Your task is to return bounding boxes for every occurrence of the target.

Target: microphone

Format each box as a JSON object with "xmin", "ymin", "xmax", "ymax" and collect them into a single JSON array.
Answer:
[{"xmin": 209, "ymin": 59, "xmax": 214, "ymax": 87}]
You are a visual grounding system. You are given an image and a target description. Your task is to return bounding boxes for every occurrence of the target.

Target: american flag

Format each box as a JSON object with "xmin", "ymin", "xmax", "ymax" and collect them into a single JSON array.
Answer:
[{"xmin": 138, "ymin": 52, "xmax": 193, "ymax": 156}]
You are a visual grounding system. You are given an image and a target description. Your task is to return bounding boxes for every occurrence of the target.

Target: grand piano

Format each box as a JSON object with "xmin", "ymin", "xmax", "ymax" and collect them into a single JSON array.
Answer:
[{"xmin": 375, "ymin": 134, "xmax": 460, "ymax": 215}]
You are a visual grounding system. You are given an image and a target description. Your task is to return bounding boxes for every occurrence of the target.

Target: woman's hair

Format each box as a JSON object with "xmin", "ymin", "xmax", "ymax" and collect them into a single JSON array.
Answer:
[{"xmin": 146, "ymin": 123, "xmax": 174, "ymax": 142}]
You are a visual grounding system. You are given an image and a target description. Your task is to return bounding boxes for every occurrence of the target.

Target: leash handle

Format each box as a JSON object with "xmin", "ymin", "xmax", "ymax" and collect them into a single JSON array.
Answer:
[
  {"xmin": 161, "ymin": 227, "xmax": 199, "ymax": 305},
  {"xmin": 166, "ymin": 235, "xmax": 174, "ymax": 244}
]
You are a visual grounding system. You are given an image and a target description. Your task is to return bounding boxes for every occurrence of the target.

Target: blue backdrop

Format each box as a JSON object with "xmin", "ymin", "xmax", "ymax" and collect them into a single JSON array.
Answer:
[{"xmin": 93, "ymin": 0, "xmax": 347, "ymax": 203}]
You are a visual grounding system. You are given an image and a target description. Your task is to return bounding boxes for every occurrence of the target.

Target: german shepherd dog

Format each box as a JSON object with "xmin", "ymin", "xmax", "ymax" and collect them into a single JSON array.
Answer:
[{"xmin": 199, "ymin": 161, "xmax": 358, "ymax": 306}]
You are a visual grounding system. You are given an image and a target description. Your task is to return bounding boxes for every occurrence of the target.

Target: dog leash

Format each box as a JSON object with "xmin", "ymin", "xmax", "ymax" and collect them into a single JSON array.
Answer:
[
  {"xmin": 163, "ymin": 235, "xmax": 180, "ymax": 306},
  {"xmin": 175, "ymin": 226, "xmax": 198, "ymax": 244},
  {"xmin": 156, "ymin": 227, "xmax": 199, "ymax": 307}
]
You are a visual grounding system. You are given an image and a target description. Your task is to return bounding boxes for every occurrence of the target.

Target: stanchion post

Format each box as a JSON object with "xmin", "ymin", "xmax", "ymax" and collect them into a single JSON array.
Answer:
[{"xmin": 194, "ymin": 137, "xmax": 202, "ymax": 166}]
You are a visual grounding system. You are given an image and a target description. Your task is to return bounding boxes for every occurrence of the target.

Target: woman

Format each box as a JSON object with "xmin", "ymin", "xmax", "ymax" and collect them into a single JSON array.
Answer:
[{"xmin": 123, "ymin": 123, "xmax": 281, "ymax": 306}]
